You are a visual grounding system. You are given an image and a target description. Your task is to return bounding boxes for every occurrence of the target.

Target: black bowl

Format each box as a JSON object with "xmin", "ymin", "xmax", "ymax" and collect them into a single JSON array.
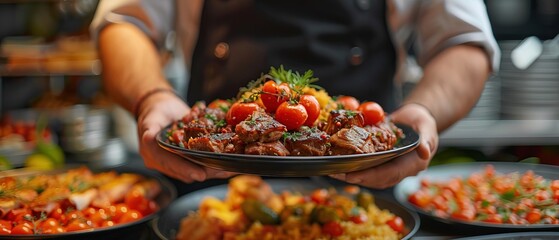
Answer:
[
  {"xmin": 152, "ymin": 178, "xmax": 420, "ymax": 240},
  {"xmin": 0, "ymin": 165, "xmax": 177, "ymax": 240}
]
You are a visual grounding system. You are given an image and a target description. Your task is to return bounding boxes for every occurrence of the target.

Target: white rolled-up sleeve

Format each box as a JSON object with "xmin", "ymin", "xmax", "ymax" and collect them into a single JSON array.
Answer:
[
  {"xmin": 412, "ymin": 0, "xmax": 500, "ymax": 71},
  {"xmin": 89, "ymin": 0, "xmax": 175, "ymax": 48}
]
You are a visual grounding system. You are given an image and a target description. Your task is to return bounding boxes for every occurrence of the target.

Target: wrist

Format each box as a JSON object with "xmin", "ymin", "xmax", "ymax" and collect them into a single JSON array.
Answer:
[{"xmin": 134, "ymin": 88, "xmax": 181, "ymax": 120}]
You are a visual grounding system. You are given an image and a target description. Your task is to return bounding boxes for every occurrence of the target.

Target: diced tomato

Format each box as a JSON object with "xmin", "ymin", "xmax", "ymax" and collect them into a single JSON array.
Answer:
[
  {"xmin": 322, "ymin": 221, "xmax": 343, "ymax": 237},
  {"xmin": 408, "ymin": 190, "xmax": 431, "ymax": 208},
  {"xmin": 551, "ymin": 180, "xmax": 559, "ymax": 191},
  {"xmin": 451, "ymin": 207, "xmax": 476, "ymax": 221},
  {"xmin": 310, "ymin": 189, "xmax": 329, "ymax": 205},
  {"xmin": 386, "ymin": 216, "xmax": 404, "ymax": 233},
  {"xmin": 11, "ymin": 223, "xmax": 33, "ymax": 234},
  {"xmin": 526, "ymin": 209, "xmax": 542, "ymax": 224},
  {"xmin": 482, "ymin": 214, "xmax": 503, "ymax": 224},
  {"xmin": 349, "ymin": 213, "xmax": 368, "ymax": 224},
  {"xmin": 118, "ymin": 210, "xmax": 143, "ymax": 224}
]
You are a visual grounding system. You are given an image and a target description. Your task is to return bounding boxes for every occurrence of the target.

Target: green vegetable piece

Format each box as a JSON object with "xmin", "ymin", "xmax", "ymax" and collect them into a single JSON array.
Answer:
[
  {"xmin": 310, "ymin": 206, "xmax": 340, "ymax": 224},
  {"xmin": 356, "ymin": 191, "xmax": 374, "ymax": 208},
  {"xmin": 241, "ymin": 199, "xmax": 280, "ymax": 225}
]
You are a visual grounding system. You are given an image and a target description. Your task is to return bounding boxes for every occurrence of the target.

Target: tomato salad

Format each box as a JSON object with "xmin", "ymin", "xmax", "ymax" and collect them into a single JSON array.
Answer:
[
  {"xmin": 166, "ymin": 66, "xmax": 402, "ymax": 156},
  {"xmin": 408, "ymin": 165, "xmax": 559, "ymax": 225}
]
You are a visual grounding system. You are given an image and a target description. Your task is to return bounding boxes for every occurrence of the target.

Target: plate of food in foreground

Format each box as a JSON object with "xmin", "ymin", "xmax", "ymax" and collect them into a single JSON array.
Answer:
[
  {"xmin": 157, "ymin": 66, "xmax": 419, "ymax": 176},
  {"xmin": 0, "ymin": 165, "xmax": 176, "ymax": 239},
  {"xmin": 153, "ymin": 175, "xmax": 420, "ymax": 240},
  {"xmin": 394, "ymin": 162, "xmax": 559, "ymax": 231}
]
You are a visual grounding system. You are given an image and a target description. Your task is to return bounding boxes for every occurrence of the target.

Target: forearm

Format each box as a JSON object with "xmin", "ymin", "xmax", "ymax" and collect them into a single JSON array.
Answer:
[
  {"xmin": 404, "ymin": 45, "xmax": 491, "ymax": 132},
  {"xmin": 98, "ymin": 23, "xmax": 173, "ymax": 113}
]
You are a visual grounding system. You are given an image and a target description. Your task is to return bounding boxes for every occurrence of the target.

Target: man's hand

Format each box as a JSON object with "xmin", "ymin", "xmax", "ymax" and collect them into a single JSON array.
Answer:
[
  {"xmin": 330, "ymin": 104, "xmax": 437, "ymax": 188},
  {"xmin": 136, "ymin": 92, "xmax": 235, "ymax": 183}
]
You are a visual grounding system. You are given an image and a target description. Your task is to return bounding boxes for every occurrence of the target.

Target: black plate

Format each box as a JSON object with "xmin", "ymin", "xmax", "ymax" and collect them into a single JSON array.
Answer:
[
  {"xmin": 156, "ymin": 124, "xmax": 419, "ymax": 176},
  {"xmin": 0, "ymin": 165, "xmax": 177, "ymax": 240},
  {"xmin": 393, "ymin": 162, "xmax": 559, "ymax": 231},
  {"xmin": 152, "ymin": 178, "xmax": 420, "ymax": 240}
]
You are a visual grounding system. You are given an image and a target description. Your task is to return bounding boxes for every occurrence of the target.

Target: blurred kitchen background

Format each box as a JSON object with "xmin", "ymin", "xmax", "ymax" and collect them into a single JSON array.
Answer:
[{"xmin": 0, "ymin": 0, "xmax": 558, "ymax": 170}]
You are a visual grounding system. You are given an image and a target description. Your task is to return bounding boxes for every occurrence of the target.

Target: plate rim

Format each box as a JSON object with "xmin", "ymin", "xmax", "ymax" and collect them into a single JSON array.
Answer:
[{"xmin": 393, "ymin": 161, "xmax": 559, "ymax": 230}]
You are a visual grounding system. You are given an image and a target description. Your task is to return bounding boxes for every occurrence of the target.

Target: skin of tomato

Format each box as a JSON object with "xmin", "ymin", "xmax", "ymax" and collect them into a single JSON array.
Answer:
[
  {"xmin": 226, "ymin": 102, "xmax": 261, "ymax": 126},
  {"xmin": 11, "ymin": 224, "xmax": 33, "ymax": 234},
  {"xmin": 261, "ymin": 81, "xmax": 291, "ymax": 113},
  {"xmin": 349, "ymin": 213, "xmax": 368, "ymax": 224},
  {"xmin": 101, "ymin": 220, "xmax": 115, "ymax": 228},
  {"xmin": 118, "ymin": 210, "xmax": 143, "ymax": 224},
  {"xmin": 526, "ymin": 209, "xmax": 542, "ymax": 224},
  {"xmin": 358, "ymin": 101, "xmax": 385, "ymax": 125},
  {"xmin": 321, "ymin": 221, "xmax": 343, "ymax": 237},
  {"xmin": 386, "ymin": 216, "xmax": 404, "ymax": 233},
  {"xmin": 65, "ymin": 220, "xmax": 91, "ymax": 232},
  {"xmin": 275, "ymin": 102, "xmax": 308, "ymax": 130},
  {"xmin": 0, "ymin": 227, "xmax": 10, "ymax": 234},
  {"xmin": 408, "ymin": 190, "xmax": 431, "ymax": 208},
  {"xmin": 0, "ymin": 220, "xmax": 12, "ymax": 230},
  {"xmin": 310, "ymin": 189, "xmax": 329, "ymax": 205},
  {"xmin": 125, "ymin": 189, "xmax": 149, "ymax": 211},
  {"xmin": 109, "ymin": 203, "xmax": 130, "ymax": 222},
  {"xmin": 299, "ymin": 95, "xmax": 320, "ymax": 127},
  {"xmin": 336, "ymin": 96, "xmax": 360, "ymax": 110},
  {"xmin": 482, "ymin": 214, "xmax": 503, "ymax": 224},
  {"xmin": 42, "ymin": 226, "xmax": 65, "ymax": 234},
  {"xmin": 49, "ymin": 207, "xmax": 68, "ymax": 225}
]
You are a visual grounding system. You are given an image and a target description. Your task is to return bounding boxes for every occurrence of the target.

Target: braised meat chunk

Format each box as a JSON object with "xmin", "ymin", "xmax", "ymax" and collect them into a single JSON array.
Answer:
[
  {"xmin": 365, "ymin": 121, "xmax": 403, "ymax": 151},
  {"xmin": 235, "ymin": 111, "xmax": 287, "ymax": 143},
  {"xmin": 183, "ymin": 117, "xmax": 216, "ymax": 140},
  {"xmin": 187, "ymin": 133, "xmax": 244, "ymax": 153},
  {"xmin": 322, "ymin": 110, "xmax": 365, "ymax": 135},
  {"xmin": 329, "ymin": 126, "xmax": 375, "ymax": 155},
  {"xmin": 245, "ymin": 141, "xmax": 290, "ymax": 156},
  {"xmin": 283, "ymin": 126, "xmax": 330, "ymax": 156}
]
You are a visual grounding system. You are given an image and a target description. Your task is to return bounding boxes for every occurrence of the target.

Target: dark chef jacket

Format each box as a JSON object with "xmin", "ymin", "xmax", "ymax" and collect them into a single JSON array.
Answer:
[
  {"xmin": 91, "ymin": 0, "xmax": 500, "ymax": 114},
  {"xmin": 188, "ymin": 0, "xmax": 397, "ymax": 111}
]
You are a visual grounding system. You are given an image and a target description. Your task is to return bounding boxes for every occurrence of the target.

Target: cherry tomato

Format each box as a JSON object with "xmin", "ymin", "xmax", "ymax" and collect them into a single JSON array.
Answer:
[
  {"xmin": 261, "ymin": 80, "xmax": 291, "ymax": 113},
  {"xmin": 82, "ymin": 207, "xmax": 97, "ymax": 217},
  {"xmin": 336, "ymin": 96, "xmax": 360, "ymax": 110},
  {"xmin": 40, "ymin": 218, "xmax": 60, "ymax": 229},
  {"xmin": 106, "ymin": 203, "xmax": 129, "ymax": 222},
  {"xmin": 310, "ymin": 189, "xmax": 329, "ymax": 205},
  {"xmin": 275, "ymin": 102, "xmax": 308, "ymax": 130},
  {"xmin": 65, "ymin": 220, "xmax": 92, "ymax": 232},
  {"xmin": 90, "ymin": 211, "xmax": 110, "ymax": 227},
  {"xmin": 49, "ymin": 207, "xmax": 68, "ymax": 224},
  {"xmin": 226, "ymin": 102, "xmax": 261, "ymax": 126},
  {"xmin": 208, "ymin": 99, "xmax": 231, "ymax": 111},
  {"xmin": 119, "ymin": 210, "xmax": 143, "ymax": 224},
  {"xmin": 66, "ymin": 210, "xmax": 85, "ymax": 223},
  {"xmin": 321, "ymin": 221, "xmax": 343, "ymax": 237},
  {"xmin": 358, "ymin": 101, "xmax": 385, "ymax": 125},
  {"xmin": 0, "ymin": 220, "xmax": 11, "ymax": 231},
  {"xmin": 386, "ymin": 216, "xmax": 404, "ymax": 233},
  {"xmin": 42, "ymin": 226, "xmax": 65, "ymax": 234},
  {"xmin": 0, "ymin": 227, "xmax": 10, "ymax": 234},
  {"xmin": 349, "ymin": 213, "xmax": 368, "ymax": 224},
  {"xmin": 125, "ymin": 189, "xmax": 156, "ymax": 216},
  {"xmin": 11, "ymin": 223, "xmax": 33, "ymax": 234},
  {"xmin": 101, "ymin": 220, "xmax": 115, "ymax": 228},
  {"xmin": 299, "ymin": 95, "xmax": 320, "ymax": 126}
]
